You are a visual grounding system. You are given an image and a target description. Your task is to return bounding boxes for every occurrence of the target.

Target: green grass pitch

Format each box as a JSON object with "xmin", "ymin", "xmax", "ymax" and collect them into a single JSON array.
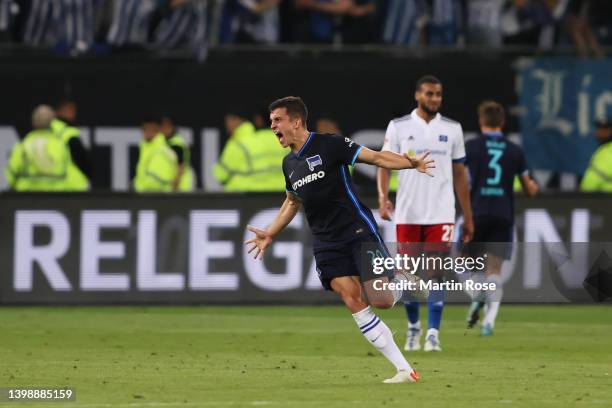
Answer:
[{"xmin": 1, "ymin": 305, "xmax": 610, "ymax": 408}]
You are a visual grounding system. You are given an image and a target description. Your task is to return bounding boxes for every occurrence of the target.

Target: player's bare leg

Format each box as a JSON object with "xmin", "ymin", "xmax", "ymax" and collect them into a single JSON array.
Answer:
[
  {"xmin": 331, "ymin": 276, "xmax": 419, "ymax": 383},
  {"xmin": 361, "ymin": 276, "xmax": 395, "ymax": 310},
  {"xmin": 481, "ymin": 254, "xmax": 504, "ymax": 336},
  {"xmin": 361, "ymin": 273, "xmax": 428, "ymax": 310}
]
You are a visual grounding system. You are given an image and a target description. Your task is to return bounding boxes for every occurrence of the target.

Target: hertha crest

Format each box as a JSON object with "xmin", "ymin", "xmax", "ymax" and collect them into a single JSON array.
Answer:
[{"xmin": 306, "ymin": 155, "xmax": 323, "ymax": 171}]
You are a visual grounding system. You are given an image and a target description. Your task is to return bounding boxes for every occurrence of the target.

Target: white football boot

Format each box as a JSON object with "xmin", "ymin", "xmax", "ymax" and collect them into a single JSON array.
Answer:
[
  {"xmin": 383, "ymin": 370, "xmax": 420, "ymax": 384},
  {"xmin": 404, "ymin": 327, "xmax": 422, "ymax": 351},
  {"xmin": 423, "ymin": 329, "xmax": 442, "ymax": 352}
]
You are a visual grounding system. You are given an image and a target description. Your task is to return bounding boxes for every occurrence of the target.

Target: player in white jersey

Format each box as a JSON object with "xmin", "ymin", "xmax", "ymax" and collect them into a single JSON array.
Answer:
[{"xmin": 377, "ymin": 75, "xmax": 474, "ymax": 352}]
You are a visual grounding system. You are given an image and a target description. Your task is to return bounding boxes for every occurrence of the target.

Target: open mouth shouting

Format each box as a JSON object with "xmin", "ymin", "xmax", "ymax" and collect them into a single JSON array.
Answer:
[{"xmin": 275, "ymin": 131, "xmax": 285, "ymax": 145}]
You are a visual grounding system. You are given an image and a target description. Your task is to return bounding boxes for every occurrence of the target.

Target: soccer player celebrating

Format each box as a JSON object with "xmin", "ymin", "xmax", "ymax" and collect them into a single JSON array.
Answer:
[
  {"xmin": 245, "ymin": 96, "xmax": 434, "ymax": 384},
  {"xmin": 465, "ymin": 101, "xmax": 538, "ymax": 336},
  {"xmin": 377, "ymin": 75, "xmax": 473, "ymax": 352}
]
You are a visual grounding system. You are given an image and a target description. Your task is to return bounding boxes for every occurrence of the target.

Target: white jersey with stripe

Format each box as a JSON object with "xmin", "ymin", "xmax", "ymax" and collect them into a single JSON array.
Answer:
[{"xmin": 382, "ymin": 109, "xmax": 466, "ymax": 225}]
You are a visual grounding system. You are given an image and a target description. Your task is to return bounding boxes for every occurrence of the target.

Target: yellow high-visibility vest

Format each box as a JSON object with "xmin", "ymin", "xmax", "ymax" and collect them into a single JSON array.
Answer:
[
  {"xmin": 167, "ymin": 132, "xmax": 195, "ymax": 191},
  {"xmin": 51, "ymin": 118, "xmax": 90, "ymax": 191},
  {"xmin": 580, "ymin": 142, "xmax": 612, "ymax": 192},
  {"xmin": 214, "ymin": 122, "xmax": 289, "ymax": 191},
  {"xmin": 133, "ymin": 134, "xmax": 178, "ymax": 192},
  {"xmin": 5, "ymin": 128, "xmax": 70, "ymax": 191}
]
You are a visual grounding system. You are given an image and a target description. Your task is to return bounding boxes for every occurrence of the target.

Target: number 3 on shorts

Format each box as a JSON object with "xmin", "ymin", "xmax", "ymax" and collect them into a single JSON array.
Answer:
[{"xmin": 442, "ymin": 225, "xmax": 454, "ymax": 242}]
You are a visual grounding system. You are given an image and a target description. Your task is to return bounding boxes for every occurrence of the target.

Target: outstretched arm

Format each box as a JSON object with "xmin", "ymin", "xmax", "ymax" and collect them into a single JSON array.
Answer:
[
  {"xmin": 358, "ymin": 147, "xmax": 435, "ymax": 175},
  {"xmin": 245, "ymin": 192, "xmax": 302, "ymax": 259}
]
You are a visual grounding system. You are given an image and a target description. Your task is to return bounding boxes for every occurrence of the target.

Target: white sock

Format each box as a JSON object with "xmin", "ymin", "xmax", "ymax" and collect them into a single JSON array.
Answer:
[
  {"xmin": 483, "ymin": 275, "xmax": 503, "ymax": 328},
  {"xmin": 408, "ymin": 321, "xmax": 421, "ymax": 331},
  {"xmin": 352, "ymin": 306, "xmax": 412, "ymax": 372},
  {"xmin": 470, "ymin": 273, "xmax": 488, "ymax": 302}
]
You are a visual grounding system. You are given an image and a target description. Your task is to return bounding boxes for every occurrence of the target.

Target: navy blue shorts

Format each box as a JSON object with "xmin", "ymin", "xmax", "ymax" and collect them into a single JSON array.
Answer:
[
  {"xmin": 314, "ymin": 234, "xmax": 392, "ymax": 291},
  {"xmin": 467, "ymin": 216, "xmax": 514, "ymax": 260}
]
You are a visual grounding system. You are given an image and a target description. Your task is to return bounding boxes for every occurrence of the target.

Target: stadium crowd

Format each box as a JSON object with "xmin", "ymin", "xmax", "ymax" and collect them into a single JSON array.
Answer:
[{"xmin": 0, "ymin": 0, "xmax": 610, "ymax": 59}]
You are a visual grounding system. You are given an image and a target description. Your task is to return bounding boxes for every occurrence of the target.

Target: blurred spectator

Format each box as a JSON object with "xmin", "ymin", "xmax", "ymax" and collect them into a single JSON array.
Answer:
[
  {"xmin": 565, "ymin": 0, "xmax": 604, "ymax": 58},
  {"xmin": 50, "ymin": 100, "xmax": 92, "ymax": 191},
  {"xmin": 214, "ymin": 109, "xmax": 286, "ymax": 191},
  {"xmin": 5, "ymin": 105, "xmax": 72, "ymax": 191},
  {"xmin": 539, "ymin": 0, "xmax": 571, "ymax": 50},
  {"xmin": 107, "ymin": 0, "xmax": 157, "ymax": 47},
  {"xmin": 23, "ymin": 0, "xmax": 62, "ymax": 47},
  {"xmin": 20, "ymin": 0, "xmax": 99, "ymax": 54},
  {"xmin": 219, "ymin": 0, "xmax": 281, "ymax": 44},
  {"xmin": 153, "ymin": 0, "xmax": 208, "ymax": 59},
  {"xmin": 501, "ymin": 0, "xmax": 568, "ymax": 49},
  {"xmin": 133, "ymin": 116, "xmax": 178, "ymax": 192},
  {"xmin": 0, "ymin": 0, "xmax": 19, "ymax": 41},
  {"xmin": 467, "ymin": 0, "xmax": 504, "ymax": 46},
  {"xmin": 56, "ymin": 0, "xmax": 97, "ymax": 54},
  {"xmin": 294, "ymin": 0, "xmax": 354, "ymax": 44},
  {"xmin": 383, "ymin": 0, "xmax": 427, "ymax": 46},
  {"xmin": 0, "ymin": 1, "xmax": 10, "ymax": 32},
  {"xmin": 160, "ymin": 116, "xmax": 196, "ymax": 191},
  {"xmin": 426, "ymin": 0, "xmax": 465, "ymax": 46},
  {"xmin": 580, "ymin": 120, "xmax": 612, "ymax": 192},
  {"xmin": 341, "ymin": 0, "xmax": 377, "ymax": 44},
  {"xmin": 1, "ymin": 0, "xmax": 609, "ymax": 57}
]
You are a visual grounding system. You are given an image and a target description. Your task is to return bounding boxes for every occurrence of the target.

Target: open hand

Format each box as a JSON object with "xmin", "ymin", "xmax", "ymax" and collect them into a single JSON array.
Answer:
[
  {"xmin": 378, "ymin": 197, "xmax": 394, "ymax": 221},
  {"xmin": 406, "ymin": 151, "xmax": 435, "ymax": 177},
  {"xmin": 244, "ymin": 225, "xmax": 273, "ymax": 260}
]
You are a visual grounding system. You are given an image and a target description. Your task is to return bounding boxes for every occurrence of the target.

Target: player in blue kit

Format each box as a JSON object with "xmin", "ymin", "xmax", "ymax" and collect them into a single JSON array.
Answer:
[
  {"xmin": 464, "ymin": 101, "xmax": 538, "ymax": 335},
  {"xmin": 245, "ymin": 96, "xmax": 435, "ymax": 384}
]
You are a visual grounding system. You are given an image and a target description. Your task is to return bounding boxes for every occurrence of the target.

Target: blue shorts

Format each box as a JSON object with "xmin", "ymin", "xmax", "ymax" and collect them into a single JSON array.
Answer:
[{"xmin": 314, "ymin": 234, "xmax": 392, "ymax": 291}]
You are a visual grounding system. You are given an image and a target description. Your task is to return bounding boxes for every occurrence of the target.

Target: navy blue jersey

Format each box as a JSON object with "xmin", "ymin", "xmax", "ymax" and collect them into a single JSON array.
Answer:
[
  {"xmin": 465, "ymin": 133, "xmax": 528, "ymax": 223},
  {"xmin": 283, "ymin": 132, "xmax": 386, "ymax": 254}
]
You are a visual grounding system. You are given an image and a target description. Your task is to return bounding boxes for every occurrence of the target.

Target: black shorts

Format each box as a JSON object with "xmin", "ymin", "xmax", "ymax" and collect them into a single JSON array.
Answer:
[
  {"xmin": 466, "ymin": 215, "xmax": 514, "ymax": 260},
  {"xmin": 314, "ymin": 234, "xmax": 392, "ymax": 291}
]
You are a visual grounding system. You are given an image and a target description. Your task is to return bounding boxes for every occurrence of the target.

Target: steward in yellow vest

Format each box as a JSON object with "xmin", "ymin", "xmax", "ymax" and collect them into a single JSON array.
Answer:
[
  {"xmin": 581, "ymin": 143, "xmax": 612, "ymax": 192},
  {"xmin": 160, "ymin": 116, "xmax": 195, "ymax": 191},
  {"xmin": 580, "ymin": 120, "xmax": 612, "ymax": 192},
  {"xmin": 50, "ymin": 100, "xmax": 91, "ymax": 191},
  {"xmin": 50, "ymin": 120, "xmax": 90, "ymax": 191},
  {"xmin": 214, "ymin": 113, "xmax": 288, "ymax": 191},
  {"xmin": 5, "ymin": 105, "xmax": 70, "ymax": 191},
  {"xmin": 133, "ymin": 118, "xmax": 178, "ymax": 192}
]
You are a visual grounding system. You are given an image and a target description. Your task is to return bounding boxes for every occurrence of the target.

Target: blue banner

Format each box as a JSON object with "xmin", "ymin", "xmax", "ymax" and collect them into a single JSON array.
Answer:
[{"xmin": 518, "ymin": 58, "xmax": 612, "ymax": 174}]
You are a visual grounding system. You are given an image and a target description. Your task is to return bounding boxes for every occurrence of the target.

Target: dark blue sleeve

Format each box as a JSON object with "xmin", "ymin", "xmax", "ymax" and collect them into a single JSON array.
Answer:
[
  {"xmin": 283, "ymin": 160, "xmax": 298, "ymax": 195},
  {"xmin": 515, "ymin": 146, "xmax": 528, "ymax": 176},
  {"xmin": 326, "ymin": 135, "xmax": 363, "ymax": 166},
  {"xmin": 464, "ymin": 140, "xmax": 475, "ymax": 166}
]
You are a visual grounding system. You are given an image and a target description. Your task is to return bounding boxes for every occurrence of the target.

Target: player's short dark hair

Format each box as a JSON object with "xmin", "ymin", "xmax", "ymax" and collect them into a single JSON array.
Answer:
[
  {"xmin": 269, "ymin": 96, "xmax": 308, "ymax": 125},
  {"xmin": 416, "ymin": 75, "xmax": 442, "ymax": 92},
  {"xmin": 478, "ymin": 100, "xmax": 505, "ymax": 128}
]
